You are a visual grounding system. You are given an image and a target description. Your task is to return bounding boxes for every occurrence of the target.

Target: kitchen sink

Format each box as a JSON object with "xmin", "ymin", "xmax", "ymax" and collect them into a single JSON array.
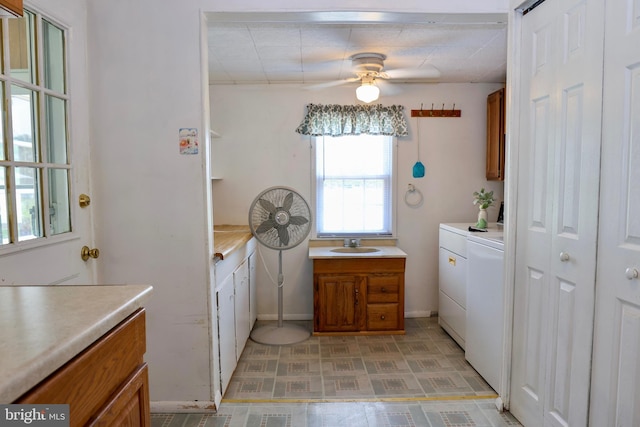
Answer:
[{"xmin": 330, "ymin": 247, "xmax": 381, "ymax": 253}]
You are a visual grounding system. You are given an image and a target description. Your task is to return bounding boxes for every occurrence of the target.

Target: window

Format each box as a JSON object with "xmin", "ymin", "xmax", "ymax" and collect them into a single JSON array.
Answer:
[
  {"xmin": 314, "ymin": 135, "xmax": 395, "ymax": 237},
  {"xmin": 0, "ymin": 10, "xmax": 71, "ymax": 247}
]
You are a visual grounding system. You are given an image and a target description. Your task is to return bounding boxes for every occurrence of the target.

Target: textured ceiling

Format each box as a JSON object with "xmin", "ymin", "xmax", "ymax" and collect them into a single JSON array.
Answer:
[{"xmin": 207, "ymin": 12, "xmax": 507, "ymax": 86}]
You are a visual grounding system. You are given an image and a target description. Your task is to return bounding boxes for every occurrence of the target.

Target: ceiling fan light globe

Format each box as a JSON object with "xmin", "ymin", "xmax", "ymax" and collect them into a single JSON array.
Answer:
[{"xmin": 356, "ymin": 83, "xmax": 380, "ymax": 103}]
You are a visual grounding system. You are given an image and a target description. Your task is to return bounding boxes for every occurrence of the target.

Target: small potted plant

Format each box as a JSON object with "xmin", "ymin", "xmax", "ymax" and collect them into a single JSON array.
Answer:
[{"xmin": 473, "ymin": 188, "xmax": 495, "ymax": 229}]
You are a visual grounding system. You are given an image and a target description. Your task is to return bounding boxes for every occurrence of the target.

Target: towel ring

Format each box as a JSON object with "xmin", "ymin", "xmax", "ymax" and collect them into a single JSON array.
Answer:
[{"xmin": 404, "ymin": 184, "xmax": 424, "ymax": 208}]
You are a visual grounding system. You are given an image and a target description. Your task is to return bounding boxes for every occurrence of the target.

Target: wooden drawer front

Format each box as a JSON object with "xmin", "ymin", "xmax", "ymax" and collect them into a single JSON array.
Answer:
[
  {"xmin": 314, "ymin": 258, "xmax": 405, "ymax": 274},
  {"xmin": 367, "ymin": 274, "xmax": 400, "ymax": 303},
  {"xmin": 88, "ymin": 364, "xmax": 150, "ymax": 427},
  {"xmin": 17, "ymin": 309, "xmax": 146, "ymax": 427},
  {"xmin": 439, "ymin": 227, "xmax": 467, "ymax": 257},
  {"xmin": 439, "ymin": 247, "xmax": 467, "ymax": 308},
  {"xmin": 367, "ymin": 304, "xmax": 399, "ymax": 330}
]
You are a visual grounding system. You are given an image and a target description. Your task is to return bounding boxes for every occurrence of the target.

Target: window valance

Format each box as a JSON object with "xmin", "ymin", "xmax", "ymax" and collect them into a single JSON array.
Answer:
[{"xmin": 295, "ymin": 104, "xmax": 408, "ymax": 137}]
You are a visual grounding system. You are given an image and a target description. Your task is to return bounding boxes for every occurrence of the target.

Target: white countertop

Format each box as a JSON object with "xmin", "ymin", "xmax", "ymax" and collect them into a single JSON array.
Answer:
[
  {"xmin": 0, "ymin": 284, "xmax": 153, "ymax": 403},
  {"xmin": 308, "ymin": 245, "xmax": 407, "ymax": 259},
  {"xmin": 441, "ymin": 222, "xmax": 504, "ymax": 250},
  {"xmin": 440, "ymin": 222, "xmax": 504, "ymax": 235}
]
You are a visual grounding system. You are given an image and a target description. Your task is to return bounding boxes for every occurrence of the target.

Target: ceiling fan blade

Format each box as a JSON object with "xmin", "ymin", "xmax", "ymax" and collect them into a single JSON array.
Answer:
[
  {"xmin": 384, "ymin": 65, "xmax": 441, "ymax": 80},
  {"xmin": 377, "ymin": 79, "xmax": 403, "ymax": 96},
  {"xmin": 305, "ymin": 77, "xmax": 361, "ymax": 90}
]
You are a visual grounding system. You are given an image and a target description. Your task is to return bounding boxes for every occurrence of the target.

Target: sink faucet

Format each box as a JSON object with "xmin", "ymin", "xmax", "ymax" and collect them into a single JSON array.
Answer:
[{"xmin": 344, "ymin": 238, "xmax": 360, "ymax": 248}]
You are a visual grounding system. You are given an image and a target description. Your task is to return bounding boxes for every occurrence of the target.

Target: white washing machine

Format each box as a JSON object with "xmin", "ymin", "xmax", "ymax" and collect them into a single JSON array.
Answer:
[{"xmin": 465, "ymin": 233, "xmax": 505, "ymax": 399}]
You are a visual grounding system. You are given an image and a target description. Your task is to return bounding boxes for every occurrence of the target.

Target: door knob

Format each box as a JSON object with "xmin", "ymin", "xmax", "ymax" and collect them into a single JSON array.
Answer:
[
  {"xmin": 625, "ymin": 268, "xmax": 639, "ymax": 280},
  {"xmin": 559, "ymin": 252, "xmax": 570, "ymax": 262},
  {"xmin": 81, "ymin": 246, "xmax": 100, "ymax": 261}
]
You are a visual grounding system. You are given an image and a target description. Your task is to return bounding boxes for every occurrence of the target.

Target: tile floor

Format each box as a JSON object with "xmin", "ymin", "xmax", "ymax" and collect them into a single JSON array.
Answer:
[
  {"xmin": 224, "ymin": 318, "xmax": 495, "ymax": 401},
  {"xmin": 151, "ymin": 400, "xmax": 522, "ymax": 427},
  {"xmin": 151, "ymin": 317, "xmax": 522, "ymax": 427}
]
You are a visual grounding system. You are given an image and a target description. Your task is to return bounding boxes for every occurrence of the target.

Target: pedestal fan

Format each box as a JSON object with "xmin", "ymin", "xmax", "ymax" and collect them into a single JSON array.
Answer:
[{"xmin": 248, "ymin": 186, "xmax": 312, "ymax": 345}]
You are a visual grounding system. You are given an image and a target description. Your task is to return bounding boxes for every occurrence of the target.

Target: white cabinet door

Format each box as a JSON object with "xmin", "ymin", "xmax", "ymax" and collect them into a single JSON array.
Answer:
[
  {"xmin": 217, "ymin": 273, "xmax": 236, "ymax": 394},
  {"xmin": 510, "ymin": 0, "xmax": 604, "ymax": 426},
  {"xmin": 249, "ymin": 251, "xmax": 257, "ymax": 329},
  {"xmin": 590, "ymin": 1, "xmax": 640, "ymax": 425},
  {"xmin": 233, "ymin": 258, "xmax": 250, "ymax": 362}
]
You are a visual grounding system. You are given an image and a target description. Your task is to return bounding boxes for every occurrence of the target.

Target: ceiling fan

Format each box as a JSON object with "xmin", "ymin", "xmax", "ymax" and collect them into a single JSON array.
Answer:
[{"xmin": 310, "ymin": 52, "xmax": 441, "ymax": 102}]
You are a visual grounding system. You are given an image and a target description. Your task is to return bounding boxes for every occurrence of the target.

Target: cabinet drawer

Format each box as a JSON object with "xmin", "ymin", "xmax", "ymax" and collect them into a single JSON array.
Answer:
[
  {"xmin": 367, "ymin": 274, "xmax": 400, "ymax": 303},
  {"xmin": 439, "ymin": 247, "xmax": 467, "ymax": 308},
  {"xmin": 439, "ymin": 227, "xmax": 467, "ymax": 257},
  {"xmin": 88, "ymin": 363, "xmax": 150, "ymax": 426},
  {"xmin": 438, "ymin": 291, "xmax": 465, "ymax": 349},
  {"xmin": 366, "ymin": 304, "xmax": 399, "ymax": 330}
]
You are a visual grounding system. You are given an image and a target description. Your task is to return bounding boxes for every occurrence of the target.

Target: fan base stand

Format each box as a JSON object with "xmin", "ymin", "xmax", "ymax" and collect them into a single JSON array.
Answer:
[{"xmin": 250, "ymin": 323, "xmax": 310, "ymax": 345}]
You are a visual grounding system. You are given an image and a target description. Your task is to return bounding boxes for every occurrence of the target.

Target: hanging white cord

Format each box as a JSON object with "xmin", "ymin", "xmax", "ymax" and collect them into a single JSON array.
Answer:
[
  {"xmin": 257, "ymin": 245, "xmax": 285, "ymax": 288},
  {"xmin": 416, "ymin": 117, "xmax": 421, "ymax": 162},
  {"xmin": 404, "ymin": 183, "xmax": 424, "ymax": 208}
]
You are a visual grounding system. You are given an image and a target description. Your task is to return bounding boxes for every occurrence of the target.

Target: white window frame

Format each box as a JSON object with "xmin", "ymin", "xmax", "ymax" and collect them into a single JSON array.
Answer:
[
  {"xmin": 0, "ymin": 8, "xmax": 74, "ymax": 254},
  {"xmin": 310, "ymin": 135, "xmax": 397, "ymax": 239}
]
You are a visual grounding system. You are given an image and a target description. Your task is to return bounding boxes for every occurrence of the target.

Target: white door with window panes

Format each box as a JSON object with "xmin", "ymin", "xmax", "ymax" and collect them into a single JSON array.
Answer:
[{"xmin": 0, "ymin": 10, "xmax": 94, "ymax": 285}]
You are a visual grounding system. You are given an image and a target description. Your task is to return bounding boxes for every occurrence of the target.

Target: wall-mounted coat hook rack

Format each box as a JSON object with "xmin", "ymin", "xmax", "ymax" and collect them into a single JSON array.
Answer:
[{"xmin": 411, "ymin": 103, "xmax": 461, "ymax": 118}]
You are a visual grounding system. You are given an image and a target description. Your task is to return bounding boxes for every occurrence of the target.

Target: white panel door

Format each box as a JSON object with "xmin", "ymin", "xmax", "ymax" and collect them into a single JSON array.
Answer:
[
  {"xmin": 217, "ymin": 273, "xmax": 236, "ymax": 394},
  {"xmin": 249, "ymin": 251, "xmax": 257, "ymax": 329},
  {"xmin": 234, "ymin": 258, "xmax": 250, "ymax": 361},
  {"xmin": 590, "ymin": 1, "xmax": 640, "ymax": 425},
  {"xmin": 510, "ymin": 0, "xmax": 604, "ymax": 425}
]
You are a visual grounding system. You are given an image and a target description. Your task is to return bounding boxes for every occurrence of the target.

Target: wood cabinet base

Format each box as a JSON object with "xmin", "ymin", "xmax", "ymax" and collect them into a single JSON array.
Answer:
[
  {"xmin": 16, "ymin": 309, "xmax": 150, "ymax": 427},
  {"xmin": 313, "ymin": 258, "xmax": 405, "ymax": 336}
]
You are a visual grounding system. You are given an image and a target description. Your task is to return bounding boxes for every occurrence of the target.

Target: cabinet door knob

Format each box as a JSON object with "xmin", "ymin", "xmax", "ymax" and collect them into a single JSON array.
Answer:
[
  {"xmin": 448, "ymin": 256, "xmax": 456, "ymax": 266},
  {"xmin": 380, "ymin": 315, "xmax": 385, "ymax": 320},
  {"xmin": 381, "ymin": 287, "xmax": 386, "ymax": 292},
  {"xmin": 560, "ymin": 252, "xmax": 570, "ymax": 262}
]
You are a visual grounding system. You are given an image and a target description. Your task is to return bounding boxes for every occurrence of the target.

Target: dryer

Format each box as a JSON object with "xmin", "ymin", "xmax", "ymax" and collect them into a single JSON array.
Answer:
[{"xmin": 465, "ymin": 233, "xmax": 505, "ymax": 401}]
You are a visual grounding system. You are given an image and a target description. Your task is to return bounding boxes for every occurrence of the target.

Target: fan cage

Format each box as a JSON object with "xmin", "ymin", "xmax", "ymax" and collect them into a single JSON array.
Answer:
[{"xmin": 248, "ymin": 187, "xmax": 312, "ymax": 250}]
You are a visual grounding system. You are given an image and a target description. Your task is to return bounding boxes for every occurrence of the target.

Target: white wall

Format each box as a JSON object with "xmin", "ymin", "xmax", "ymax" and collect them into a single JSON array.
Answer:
[
  {"xmin": 210, "ymin": 83, "xmax": 504, "ymax": 320},
  {"xmin": 86, "ymin": 0, "xmax": 214, "ymax": 404}
]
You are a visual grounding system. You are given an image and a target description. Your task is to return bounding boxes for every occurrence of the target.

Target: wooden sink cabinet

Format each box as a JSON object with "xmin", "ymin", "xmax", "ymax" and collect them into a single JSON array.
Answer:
[{"xmin": 313, "ymin": 257, "xmax": 405, "ymax": 335}]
